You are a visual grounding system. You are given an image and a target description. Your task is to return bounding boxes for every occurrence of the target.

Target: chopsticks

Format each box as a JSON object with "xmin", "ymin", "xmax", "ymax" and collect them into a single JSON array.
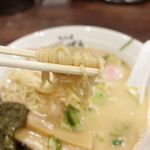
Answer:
[
  {"xmin": 0, "ymin": 46, "xmax": 100, "ymax": 76},
  {"xmin": 0, "ymin": 46, "xmax": 35, "ymax": 57}
]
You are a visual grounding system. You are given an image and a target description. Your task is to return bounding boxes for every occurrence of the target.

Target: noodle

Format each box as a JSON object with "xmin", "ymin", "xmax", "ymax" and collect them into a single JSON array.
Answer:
[
  {"xmin": 1, "ymin": 44, "xmax": 105, "ymax": 112},
  {"xmin": 0, "ymin": 45, "xmax": 148, "ymax": 150},
  {"xmin": 35, "ymin": 43, "xmax": 105, "ymax": 105},
  {"xmin": 36, "ymin": 43, "xmax": 104, "ymax": 68}
]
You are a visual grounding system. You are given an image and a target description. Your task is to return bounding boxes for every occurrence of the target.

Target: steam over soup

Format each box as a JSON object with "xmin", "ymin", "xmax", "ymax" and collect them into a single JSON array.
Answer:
[{"xmin": 0, "ymin": 46, "xmax": 148, "ymax": 150}]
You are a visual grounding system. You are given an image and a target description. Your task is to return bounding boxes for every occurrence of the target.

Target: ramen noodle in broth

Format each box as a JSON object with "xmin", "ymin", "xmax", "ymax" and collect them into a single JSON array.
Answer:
[{"xmin": 0, "ymin": 44, "xmax": 148, "ymax": 150}]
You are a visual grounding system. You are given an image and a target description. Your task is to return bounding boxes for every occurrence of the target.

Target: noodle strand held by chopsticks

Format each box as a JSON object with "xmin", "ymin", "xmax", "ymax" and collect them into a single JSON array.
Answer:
[
  {"xmin": 1, "ymin": 43, "xmax": 105, "ymax": 110},
  {"xmin": 36, "ymin": 43, "xmax": 104, "ymax": 69},
  {"xmin": 35, "ymin": 43, "xmax": 105, "ymax": 105}
]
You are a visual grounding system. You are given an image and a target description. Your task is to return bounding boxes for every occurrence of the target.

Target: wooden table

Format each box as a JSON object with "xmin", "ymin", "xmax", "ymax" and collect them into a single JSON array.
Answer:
[{"xmin": 0, "ymin": 0, "xmax": 150, "ymax": 45}]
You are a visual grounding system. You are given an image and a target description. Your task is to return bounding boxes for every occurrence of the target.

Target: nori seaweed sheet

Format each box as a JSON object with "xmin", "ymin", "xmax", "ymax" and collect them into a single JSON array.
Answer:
[{"xmin": 0, "ymin": 102, "xmax": 29, "ymax": 150}]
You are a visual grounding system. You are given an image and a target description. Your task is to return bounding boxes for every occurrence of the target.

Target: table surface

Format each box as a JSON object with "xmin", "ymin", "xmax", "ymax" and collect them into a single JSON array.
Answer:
[{"xmin": 0, "ymin": 0, "xmax": 150, "ymax": 45}]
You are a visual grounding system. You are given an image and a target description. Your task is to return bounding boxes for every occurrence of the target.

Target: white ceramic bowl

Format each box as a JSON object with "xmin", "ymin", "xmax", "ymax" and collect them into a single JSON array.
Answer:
[{"xmin": 0, "ymin": 25, "xmax": 149, "ymax": 150}]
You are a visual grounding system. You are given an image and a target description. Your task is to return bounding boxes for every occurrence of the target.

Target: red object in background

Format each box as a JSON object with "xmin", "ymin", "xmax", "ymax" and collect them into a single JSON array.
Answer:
[
  {"xmin": 0, "ymin": 0, "xmax": 34, "ymax": 15},
  {"xmin": 72, "ymin": 0, "xmax": 146, "ymax": 3},
  {"xmin": 102, "ymin": 0, "xmax": 145, "ymax": 3}
]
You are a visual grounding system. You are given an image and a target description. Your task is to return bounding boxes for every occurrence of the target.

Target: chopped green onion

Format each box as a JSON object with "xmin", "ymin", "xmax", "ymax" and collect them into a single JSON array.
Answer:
[
  {"xmin": 64, "ymin": 105, "xmax": 80, "ymax": 127},
  {"xmin": 93, "ymin": 82, "xmax": 99, "ymax": 86},
  {"xmin": 91, "ymin": 92, "xmax": 104, "ymax": 100},
  {"xmin": 84, "ymin": 107, "xmax": 94, "ymax": 112},
  {"xmin": 103, "ymin": 55, "xmax": 109, "ymax": 60},
  {"xmin": 126, "ymin": 89, "xmax": 139, "ymax": 105},
  {"xmin": 90, "ymin": 92, "xmax": 107, "ymax": 105},
  {"xmin": 47, "ymin": 136, "xmax": 62, "ymax": 150},
  {"xmin": 93, "ymin": 82, "xmax": 106, "ymax": 90},
  {"xmin": 60, "ymin": 122, "xmax": 72, "ymax": 131},
  {"xmin": 47, "ymin": 136, "xmax": 55, "ymax": 148},
  {"xmin": 110, "ymin": 133, "xmax": 121, "ymax": 137},
  {"xmin": 55, "ymin": 139, "xmax": 62, "ymax": 150},
  {"xmin": 119, "ymin": 38, "xmax": 134, "ymax": 51},
  {"xmin": 112, "ymin": 139, "xmax": 122, "ymax": 146},
  {"xmin": 47, "ymin": 136, "xmax": 51, "ymax": 148},
  {"xmin": 68, "ymin": 93, "xmax": 81, "ymax": 109},
  {"xmin": 96, "ymin": 133, "xmax": 105, "ymax": 142},
  {"xmin": 47, "ymin": 136, "xmax": 53, "ymax": 148},
  {"xmin": 113, "ymin": 121, "xmax": 130, "ymax": 134},
  {"xmin": 98, "ymin": 82, "xmax": 106, "ymax": 90}
]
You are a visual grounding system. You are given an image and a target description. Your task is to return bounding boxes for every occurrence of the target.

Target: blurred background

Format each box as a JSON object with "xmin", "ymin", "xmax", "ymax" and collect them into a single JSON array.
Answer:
[{"xmin": 0, "ymin": 0, "xmax": 149, "ymax": 45}]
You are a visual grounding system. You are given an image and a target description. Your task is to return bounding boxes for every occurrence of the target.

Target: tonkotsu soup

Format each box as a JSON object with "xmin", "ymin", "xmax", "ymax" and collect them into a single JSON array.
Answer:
[{"xmin": 0, "ymin": 46, "xmax": 148, "ymax": 150}]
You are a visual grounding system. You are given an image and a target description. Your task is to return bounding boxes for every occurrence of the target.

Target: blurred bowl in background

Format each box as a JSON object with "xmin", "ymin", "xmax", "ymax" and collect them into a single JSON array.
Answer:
[
  {"xmin": 0, "ymin": 25, "xmax": 150, "ymax": 150},
  {"xmin": 0, "ymin": 0, "xmax": 35, "ymax": 15}
]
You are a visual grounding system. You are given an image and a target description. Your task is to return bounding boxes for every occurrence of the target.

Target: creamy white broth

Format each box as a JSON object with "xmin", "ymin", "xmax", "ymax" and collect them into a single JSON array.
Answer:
[{"xmin": 0, "ymin": 47, "xmax": 148, "ymax": 150}]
